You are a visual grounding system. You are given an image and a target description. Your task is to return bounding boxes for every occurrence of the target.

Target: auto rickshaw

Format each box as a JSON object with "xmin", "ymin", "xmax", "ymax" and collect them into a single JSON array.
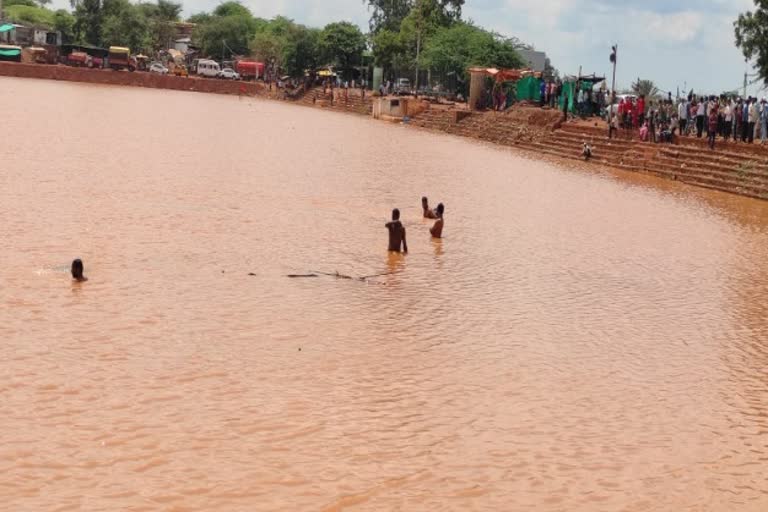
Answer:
[
  {"xmin": 172, "ymin": 64, "xmax": 189, "ymax": 77},
  {"xmin": 135, "ymin": 54, "xmax": 149, "ymax": 72},
  {"xmin": 28, "ymin": 47, "xmax": 47, "ymax": 64}
]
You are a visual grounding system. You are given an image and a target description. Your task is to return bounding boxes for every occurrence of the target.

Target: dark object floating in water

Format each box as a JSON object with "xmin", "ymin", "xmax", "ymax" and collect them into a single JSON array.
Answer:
[
  {"xmin": 248, "ymin": 273, "xmax": 257, "ymax": 276},
  {"xmin": 287, "ymin": 274, "xmax": 319, "ymax": 278},
  {"xmin": 307, "ymin": 270, "xmax": 395, "ymax": 282}
]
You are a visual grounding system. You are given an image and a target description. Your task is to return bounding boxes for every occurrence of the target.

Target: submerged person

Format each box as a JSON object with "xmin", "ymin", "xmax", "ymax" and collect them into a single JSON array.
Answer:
[
  {"xmin": 71, "ymin": 259, "xmax": 88, "ymax": 282},
  {"xmin": 430, "ymin": 203, "xmax": 445, "ymax": 239},
  {"xmin": 385, "ymin": 209, "xmax": 408, "ymax": 253},
  {"xmin": 422, "ymin": 196, "xmax": 437, "ymax": 219}
]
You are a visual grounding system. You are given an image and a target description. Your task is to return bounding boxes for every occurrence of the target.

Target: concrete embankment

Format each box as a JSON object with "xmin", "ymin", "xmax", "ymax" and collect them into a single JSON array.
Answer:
[
  {"xmin": 409, "ymin": 107, "xmax": 768, "ymax": 201},
  {"xmin": 0, "ymin": 62, "xmax": 265, "ymax": 96}
]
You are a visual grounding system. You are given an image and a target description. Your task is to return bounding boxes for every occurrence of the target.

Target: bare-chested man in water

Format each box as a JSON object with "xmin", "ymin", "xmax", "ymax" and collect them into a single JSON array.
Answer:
[
  {"xmin": 422, "ymin": 196, "xmax": 437, "ymax": 219},
  {"xmin": 71, "ymin": 259, "xmax": 88, "ymax": 282},
  {"xmin": 430, "ymin": 203, "xmax": 444, "ymax": 238},
  {"xmin": 385, "ymin": 208, "xmax": 408, "ymax": 253}
]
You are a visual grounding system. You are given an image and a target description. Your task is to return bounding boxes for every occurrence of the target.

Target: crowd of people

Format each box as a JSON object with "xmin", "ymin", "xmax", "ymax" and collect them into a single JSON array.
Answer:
[{"xmin": 607, "ymin": 93, "xmax": 768, "ymax": 150}]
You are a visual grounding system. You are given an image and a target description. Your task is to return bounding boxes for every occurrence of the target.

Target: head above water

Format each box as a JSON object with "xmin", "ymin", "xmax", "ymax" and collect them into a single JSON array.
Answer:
[
  {"xmin": 71, "ymin": 259, "xmax": 84, "ymax": 280},
  {"xmin": 392, "ymin": 208, "xmax": 400, "ymax": 221},
  {"xmin": 436, "ymin": 203, "xmax": 445, "ymax": 216},
  {"xmin": 421, "ymin": 196, "xmax": 429, "ymax": 208}
]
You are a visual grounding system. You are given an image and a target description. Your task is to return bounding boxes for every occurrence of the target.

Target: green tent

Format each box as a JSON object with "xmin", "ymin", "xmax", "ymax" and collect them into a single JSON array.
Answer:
[
  {"xmin": 516, "ymin": 75, "xmax": 542, "ymax": 102},
  {"xmin": 558, "ymin": 82, "xmax": 576, "ymax": 113},
  {"xmin": 0, "ymin": 24, "xmax": 15, "ymax": 33}
]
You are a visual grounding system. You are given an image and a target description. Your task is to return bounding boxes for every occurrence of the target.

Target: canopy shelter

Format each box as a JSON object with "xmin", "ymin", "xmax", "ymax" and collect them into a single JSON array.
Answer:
[
  {"xmin": 0, "ymin": 24, "xmax": 15, "ymax": 33},
  {"xmin": 61, "ymin": 44, "xmax": 109, "ymax": 59},
  {"xmin": 468, "ymin": 67, "xmax": 540, "ymax": 110},
  {"xmin": 0, "ymin": 44, "xmax": 22, "ymax": 62}
]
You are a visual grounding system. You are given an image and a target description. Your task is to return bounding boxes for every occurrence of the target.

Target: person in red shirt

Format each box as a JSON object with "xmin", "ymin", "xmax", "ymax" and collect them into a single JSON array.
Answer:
[
  {"xmin": 637, "ymin": 95, "xmax": 646, "ymax": 127},
  {"xmin": 618, "ymin": 98, "xmax": 626, "ymax": 128}
]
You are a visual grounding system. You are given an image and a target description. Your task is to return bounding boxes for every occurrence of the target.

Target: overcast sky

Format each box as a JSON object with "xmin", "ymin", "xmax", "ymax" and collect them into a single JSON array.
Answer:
[{"xmin": 52, "ymin": 0, "xmax": 766, "ymax": 95}]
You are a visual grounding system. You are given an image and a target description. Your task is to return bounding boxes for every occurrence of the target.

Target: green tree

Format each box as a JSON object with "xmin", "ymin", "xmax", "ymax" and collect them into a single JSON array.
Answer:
[
  {"xmin": 4, "ymin": 0, "xmax": 37, "ymax": 7},
  {"xmin": 282, "ymin": 26, "xmax": 320, "ymax": 77},
  {"xmin": 371, "ymin": 29, "xmax": 405, "ymax": 70},
  {"xmin": 212, "ymin": 1, "xmax": 251, "ymax": 18},
  {"xmin": 735, "ymin": 5, "xmax": 768, "ymax": 84},
  {"xmin": 365, "ymin": 0, "xmax": 463, "ymax": 33},
  {"xmin": 319, "ymin": 21, "xmax": 366, "ymax": 70},
  {"xmin": 53, "ymin": 9, "xmax": 76, "ymax": 43},
  {"xmin": 365, "ymin": 0, "xmax": 411, "ymax": 33},
  {"xmin": 138, "ymin": 0, "xmax": 182, "ymax": 51},
  {"xmin": 421, "ymin": 22, "xmax": 522, "ymax": 89},
  {"xmin": 187, "ymin": 12, "xmax": 211, "ymax": 25},
  {"xmin": 249, "ymin": 17, "xmax": 320, "ymax": 77},
  {"xmin": 631, "ymin": 79, "xmax": 659, "ymax": 99},
  {"xmin": 196, "ymin": 13, "xmax": 256, "ymax": 57},
  {"xmin": 5, "ymin": 4, "xmax": 55, "ymax": 27},
  {"xmin": 101, "ymin": 0, "xmax": 150, "ymax": 50},
  {"xmin": 74, "ymin": 0, "xmax": 103, "ymax": 45}
]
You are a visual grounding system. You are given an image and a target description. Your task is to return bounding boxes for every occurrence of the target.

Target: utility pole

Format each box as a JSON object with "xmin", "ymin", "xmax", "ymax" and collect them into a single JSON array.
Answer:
[
  {"xmin": 610, "ymin": 44, "xmax": 617, "ymax": 98},
  {"xmin": 744, "ymin": 58, "xmax": 748, "ymax": 99},
  {"xmin": 608, "ymin": 44, "xmax": 617, "ymax": 138},
  {"xmin": 415, "ymin": 29, "xmax": 420, "ymax": 94}
]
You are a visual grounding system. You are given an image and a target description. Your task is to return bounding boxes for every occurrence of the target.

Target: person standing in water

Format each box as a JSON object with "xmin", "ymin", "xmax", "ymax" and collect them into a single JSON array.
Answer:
[
  {"xmin": 385, "ymin": 209, "xmax": 408, "ymax": 253},
  {"xmin": 430, "ymin": 203, "xmax": 445, "ymax": 238},
  {"xmin": 422, "ymin": 197, "xmax": 437, "ymax": 219},
  {"xmin": 71, "ymin": 259, "xmax": 88, "ymax": 282}
]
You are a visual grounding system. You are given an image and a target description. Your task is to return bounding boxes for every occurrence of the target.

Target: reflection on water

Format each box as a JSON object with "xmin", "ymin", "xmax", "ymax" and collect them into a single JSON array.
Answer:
[{"xmin": 2, "ymin": 77, "xmax": 768, "ymax": 511}]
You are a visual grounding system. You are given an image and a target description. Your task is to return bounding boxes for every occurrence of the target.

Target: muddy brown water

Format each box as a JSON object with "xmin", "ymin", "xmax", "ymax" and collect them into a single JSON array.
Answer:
[{"xmin": 2, "ymin": 77, "xmax": 768, "ymax": 511}]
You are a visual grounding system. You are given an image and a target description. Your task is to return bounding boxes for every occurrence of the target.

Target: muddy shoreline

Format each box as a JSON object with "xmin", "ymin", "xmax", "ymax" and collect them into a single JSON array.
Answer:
[
  {"xmin": 3, "ymin": 62, "xmax": 767, "ymax": 202},
  {"xmin": 0, "ymin": 61, "xmax": 265, "ymax": 96}
]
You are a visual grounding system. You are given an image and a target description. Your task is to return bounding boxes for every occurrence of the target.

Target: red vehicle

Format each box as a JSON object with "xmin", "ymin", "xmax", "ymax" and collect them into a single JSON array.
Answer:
[
  {"xmin": 236, "ymin": 60, "xmax": 264, "ymax": 81},
  {"xmin": 67, "ymin": 51, "xmax": 89, "ymax": 67}
]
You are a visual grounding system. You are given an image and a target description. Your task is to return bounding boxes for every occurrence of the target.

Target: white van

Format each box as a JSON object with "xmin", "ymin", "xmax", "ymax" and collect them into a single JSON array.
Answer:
[{"xmin": 197, "ymin": 59, "xmax": 220, "ymax": 78}]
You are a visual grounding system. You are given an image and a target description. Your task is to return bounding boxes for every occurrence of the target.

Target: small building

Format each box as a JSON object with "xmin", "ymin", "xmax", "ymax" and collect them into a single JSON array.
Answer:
[
  {"xmin": 4, "ymin": 24, "xmax": 61, "ymax": 47},
  {"xmin": 372, "ymin": 96, "xmax": 425, "ymax": 122},
  {"xmin": 517, "ymin": 49, "xmax": 547, "ymax": 73},
  {"xmin": 174, "ymin": 37, "xmax": 191, "ymax": 54}
]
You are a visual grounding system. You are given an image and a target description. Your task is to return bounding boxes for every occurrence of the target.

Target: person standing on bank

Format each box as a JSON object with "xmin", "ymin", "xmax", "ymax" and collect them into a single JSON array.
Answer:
[
  {"xmin": 696, "ymin": 99, "xmax": 705, "ymax": 138},
  {"xmin": 430, "ymin": 203, "xmax": 445, "ymax": 239},
  {"xmin": 708, "ymin": 107, "xmax": 718, "ymax": 150},
  {"xmin": 385, "ymin": 209, "xmax": 408, "ymax": 253},
  {"xmin": 749, "ymin": 98, "xmax": 759, "ymax": 143}
]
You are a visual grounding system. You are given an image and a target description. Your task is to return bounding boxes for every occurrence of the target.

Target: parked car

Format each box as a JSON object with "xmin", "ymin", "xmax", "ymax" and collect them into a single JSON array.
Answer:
[
  {"xmin": 197, "ymin": 59, "xmax": 220, "ymax": 78},
  {"xmin": 395, "ymin": 78, "xmax": 412, "ymax": 95},
  {"xmin": 217, "ymin": 67, "xmax": 240, "ymax": 80},
  {"xmin": 149, "ymin": 62, "xmax": 169, "ymax": 75}
]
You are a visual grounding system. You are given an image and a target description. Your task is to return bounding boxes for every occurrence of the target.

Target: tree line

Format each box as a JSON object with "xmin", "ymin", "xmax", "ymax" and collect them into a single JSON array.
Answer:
[{"xmin": 2, "ymin": 0, "xmax": 534, "ymax": 86}]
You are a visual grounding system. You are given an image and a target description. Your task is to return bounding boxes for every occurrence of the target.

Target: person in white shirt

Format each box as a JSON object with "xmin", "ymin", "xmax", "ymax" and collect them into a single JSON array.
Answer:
[
  {"xmin": 678, "ymin": 100, "xmax": 688, "ymax": 135},
  {"xmin": 749, "ymin": 99, "xmax": 759, "ymax": 143},
  {"xmin": 724, "ymin": 102, "xmax": 732, "ymax": 140},
  {"xmin": 696, "ymin": 99, "xmax": 706, "ymax": 138}
]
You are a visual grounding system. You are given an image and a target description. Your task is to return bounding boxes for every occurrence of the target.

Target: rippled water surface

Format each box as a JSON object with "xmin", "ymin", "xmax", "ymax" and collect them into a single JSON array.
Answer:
[{"xmin": 2, "ymin": 77, "xmax": 768, "ymax": 511}]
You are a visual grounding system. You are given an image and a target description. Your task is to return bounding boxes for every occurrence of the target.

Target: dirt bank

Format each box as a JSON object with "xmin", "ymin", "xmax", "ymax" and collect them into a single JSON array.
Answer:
[{"xmin": 0, "ymin": 62, "xmax": 265, "ymax": 96}]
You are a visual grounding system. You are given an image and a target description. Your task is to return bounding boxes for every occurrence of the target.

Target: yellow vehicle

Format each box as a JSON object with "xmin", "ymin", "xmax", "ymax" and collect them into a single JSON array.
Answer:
[
  {"xmin": 172, "ymin": 65, "xmax": 189, "ymax": 77},
  {"xmin": 108, "ymin": 46, "xmax": 136, "ymax": 72}
]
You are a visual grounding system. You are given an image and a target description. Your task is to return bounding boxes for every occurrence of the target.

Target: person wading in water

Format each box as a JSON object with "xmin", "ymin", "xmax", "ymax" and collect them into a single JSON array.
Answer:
[
  {"xmin": 386, "ymin": 209, "xmax": 408, "ymax": 253},
  {"xmin": 71, "ymin": 259, "xmax": 88, "ymax": 282},
  {"xmin": 430, "ymin": 203, "xmax": 445, "ymax": 239},
  {"xmin": 422, "ymin": 197, "xmax": 437, "ymax": 219}
]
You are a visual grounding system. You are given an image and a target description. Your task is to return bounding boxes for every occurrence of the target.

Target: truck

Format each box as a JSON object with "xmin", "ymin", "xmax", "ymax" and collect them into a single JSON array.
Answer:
[
  {"xmin": 108, "ymin": 46, "xmax": 136, "ymax": 72},
  {"xmin": 235, "ymin": 60, "xmax": 264, "ymax": 81}
]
